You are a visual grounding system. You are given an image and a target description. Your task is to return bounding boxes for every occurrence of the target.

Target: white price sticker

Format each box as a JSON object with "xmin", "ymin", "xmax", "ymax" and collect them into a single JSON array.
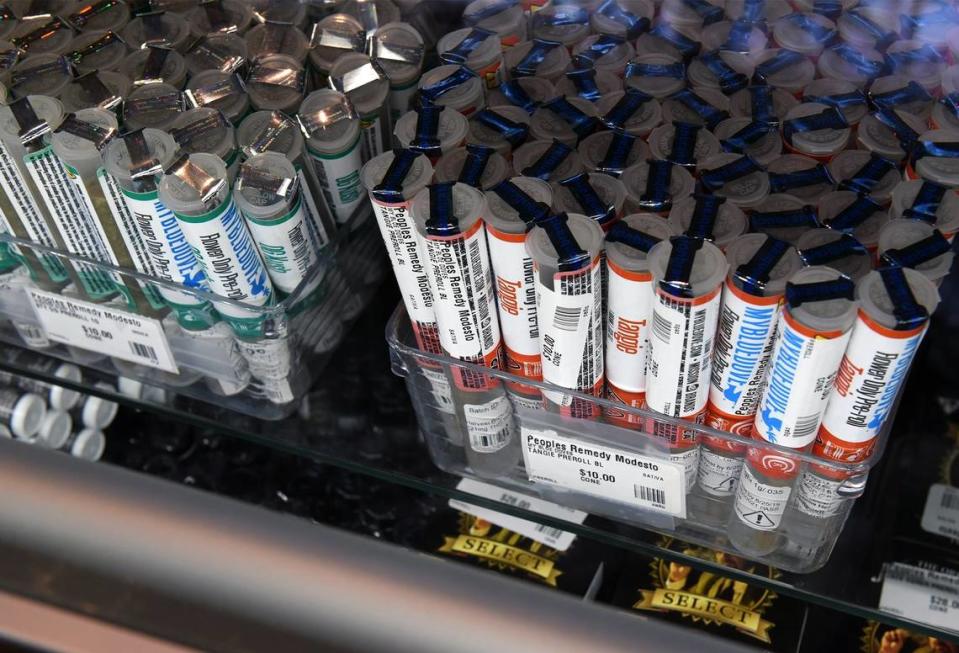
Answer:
[
  {"xmin": 521, "ymin": 427, "xmax": 686, "ymax": 518},
  {"xmin": 921, "ymin": 484, "xmax": 959, "ymax": 540},
  {"xmin": 880, "ymin": 562, "xmax": 959, "ymax": 634},
  {"xmin": 27, "ymin": 289, "xmax": 178, "ymax": 373},
  {"xmin": 450, "ymin": 478, "xmax": 587, "ymax": 551}
]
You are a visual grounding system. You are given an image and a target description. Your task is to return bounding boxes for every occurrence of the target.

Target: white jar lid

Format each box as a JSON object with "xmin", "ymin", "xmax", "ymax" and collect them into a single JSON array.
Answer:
[
  {"xmin": 890, "ymin": 179, "xmax": 959, "ymax": 237},
  {"xmin": 36, "ymin": 410, "xmax": 72, "ymax": 449},
  {"xmin": 796, "ymin": 228, "xmax": 873, "ymax": 282},
  {"xmin": 772, "ymin": 12, "xmax": 836, "ymax": 56},
  {"xmin": 512, "ymin": 139, "xmax": 586, "ymax": 182},
  {"xmin": 578, "ymin": 129, "xmax": 651, "ymax": 173},
  {"xmin": 44, "ymin": 363, "xmax": 80, "ymax": 408},
  {"xmin": 10, "ymin": 392, "xmax": 45, "ymax": 440},
  {"xmin": 697, "ymin": 152, "xmax": 770, "ymax": 208},
  {"xmin": 605, "ymin": 212, "xmax": 680, "ymax": 273},
  {"xmin": 878, "ymin": 218, "xmax": 955, "ymax": 283},
  {"xmin": 802, "ymin": 78, "xmax": 868, "ymax": 126},
  {"xmin": 647, "ymin": 122, "xmax": 722, "ymax": 168},
  {"xmin": 712, "ymin": 117, "xmax": 783, "ymax": 167},
  {"xmin": 828, "ymin": 150, "xmax": 902, "ymax": 202},
  {"xmin": 594, "ymin": 90, "xmax": 663, "ymax": 138},
  {"xmin": 395, "ymin": 106, "xmax": 470, "ymax": 155},
  {"xmin": 729, "ymin": 86, "xmax": 799, "ymax": 123},
  {"xmin": 624, "ymin": 53, "xmax": 687, "ymax": 99},
  {"xmin": 784, "ymin": 265, "xmax": 858, "ymax": 335},
  {"xmin": 70, "ymin": 428, "xmax": 106, "ymax": 461},
  {"xmin": 433, "ymin": 146, "xmax": 511, "ymax": 190},
  {"xmin": 857, "ymin": 266, "xmax": 941, "ymax": 330},
  {"xmin": 647, "ymin": 236, "xmax": 728, "ymax": 298},
  {"xmin": 783, "ymin": 102, "xmax": 851, "ymax": 158},
  {"xmin": 668, "ymin": 195, "xmax": 748, "ymax": 250},
  {"xmin": 817, "ymin": 190, "xmax": 890, "ymax": 249},
  {"xmin": 725, "ymin": 232, "xmax": 803, "ymax": 297}
]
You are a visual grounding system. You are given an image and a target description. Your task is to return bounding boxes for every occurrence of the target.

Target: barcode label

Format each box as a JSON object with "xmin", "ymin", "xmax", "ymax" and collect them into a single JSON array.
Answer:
[
  {"xmin": 553, "ymin": 306, "xmax": 583, "ymax": 331},
  {"xmin": 534, "ymin": 523, "xmax": 566, "ymax": 540},
  {"xmin": 652, "ymin": 310, "xmax": 673, "ymax": 343},
  {"xmin": 521, "ymin": 426, "xmax": 686, "ymax": 517},
  {"xmin": 635, "ymin": 484, "xmax": 666, "ymax": 506},
  {"xmin": 26, "ymin": 289, "xmax": 178, "ymax": 373},
  {"xmin": 943, "ymin": 491, "xmax": 959, "ymax": 511},
  {"xmin": 537, "ymin": 264, "xmax": 601, "ymax": 390},
  {"xmin": 922, "ymin": 484, "xmax": 959, "ymax": 540},
  {"xmin": 646, "ymin": 287, "xmax": 721, "ymax": 419},
  {"xmin": 464, "ymin": 396, "xmax": 514, "ymax": 453},
  {"xmin": 792, "ymin": 413, "xmax": 821, "ymax": 440},
  {"xmin": 424, "ymin": 220, "xmax": 501, "ymax": 360},
  {"xmin": 450, "ymin": 478, "xmax": 587, "ymax": 551},
  {"xmin": 130, "ymin": 341, "xmax": 159, "ymax": 363}
]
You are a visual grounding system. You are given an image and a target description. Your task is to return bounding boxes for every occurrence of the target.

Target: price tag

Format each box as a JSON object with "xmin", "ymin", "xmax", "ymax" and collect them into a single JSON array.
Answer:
[
  {"xmin": 921, "ymin": 484, "xmax": 959, "ymax": 540},
  {"xmin": 449, "ymin": 478, "xmax": 587, "ymax": 551},
  {"xmin": 27, "ymin": 289, "xmax": 179, "ymax": 373},
  {"xmin": 879, "ymin": 562, "xmax": 959, "ymax": 634},
  {"xmin": 521, "ymin": 427, "xmax": 686, "ymax": 518}
]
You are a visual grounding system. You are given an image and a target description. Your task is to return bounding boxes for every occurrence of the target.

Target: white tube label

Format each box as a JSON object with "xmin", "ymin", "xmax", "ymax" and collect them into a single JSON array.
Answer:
[
  {"xmin": 709, "ymin": 279, "xmax": 781, "ymax": 422},
  {"xmin": 360, "ymin": 111, "xmax": 385, "ymax": 163},
  {"xmin": 91, "ymin": 168, "xmax": 167, "ymax": 310},
  {"xmin": 0, "ymin": 140, "xmax": 68, "ymax": 281},
  {"xmin": 537, "ymin": 260, "xmax": 603, "ymax": 392},
  {"xmin": 670, "ymin": 445, "xmax": 700, "ymax": 492},
  {"xmin": 174, "ymin": 193, "xmax": 274, "ymax": 327},
  {"xmin": 697, "ymin": 447, "xmax": 743, "ymax": 496},
  {"xmin": 423, "ymin": 219, "xmax": 500, "ymax": 361},
  {"xmin": 486, "ymin": 224, "xmax": 540, "ymax": 378},
  {"xmin": 389, "ymin": 80, "xmax": 420, "ymax": 123},
  {"xmin": 243, "ymin": 195, "xmax": 318, "ymax": 295},
  {"xmin": 605, "ymin": 260, "xmax": 654, "ymax": 396},
  {"xmin": 295, "ymin": 166, "xmax": 330, "ymax": 246},
  {"xmin": 794, "ymin": 470, "xmax": 844, "ymax": 519},
  {"xmin": 818, "ymin": 312, "xmax": 926, "ymax": 456},
  {"xmin": 120, "ymin": 186, "xmax": 209, "ymax": 308},
  {"xmin": 309, "ymin": 136, "xmax": 363, "ymax": 224},
  {"xmin": 369, "ymin": 197, "xmax": 435, "ymax": 324},
  {"xmin": 24, "ymin": 146, "xmax": 117, "ymax": 300},
  {"xmin": 646, "ymin": 285, "xmax": 722, "ymax": 417},
  {"xmin": 734, "ymin": 464, "xmax": 791, "ymax": 531},
  {"xmin": 754, "ymin": 311, "xmax": 852, "ymax": 448}
]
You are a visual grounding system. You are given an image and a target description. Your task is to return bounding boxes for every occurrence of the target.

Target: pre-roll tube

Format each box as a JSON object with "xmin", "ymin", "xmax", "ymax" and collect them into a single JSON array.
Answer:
[
  {"xmin": 728, "ymin": 266, "xmax": 857, "ymax": 557},
  {"xmin": 526, "ymin": 212, "xmax": 605, "ymax": 419},
  {"xmin": 51, "ymin": 109, "xmax": 167, "ymax": 317},
  {"xmin": 411, "ymin": 182, "xmax": 517, "ymax": 477},
  {"xmin": 234, "ymin": 152, "xmax": 324, "ymax": 296},
  {"xmin": 784, "ymin": 266, "xmax": 940, "ymax": 548},
  {"xmin": 645, "ymin": 236, "xmax": 727, "ymax": 493},
  {"xmin": 603, "ymin": 213, "xmax": 677, "ymax": 428},
  {"xmin": 484, "ymin": 176, "xmax": 552, "ymax": 384},
  {"xmin": 102, "ymin": 129, "xmax": 216, "ymax": 330},
  {"xmin": 691, "ymin": 234, "xmax": 801, "ymax": 525},
  {"xmin": 360, "ymin": 149, "xmax": 438, "ymax": 352}
]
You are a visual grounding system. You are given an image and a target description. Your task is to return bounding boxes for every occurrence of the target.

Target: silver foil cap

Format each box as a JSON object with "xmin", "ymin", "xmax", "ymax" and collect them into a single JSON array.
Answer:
[{"xmin": 165, "ymin": 153, "xmax": 225, "ymax": 207}]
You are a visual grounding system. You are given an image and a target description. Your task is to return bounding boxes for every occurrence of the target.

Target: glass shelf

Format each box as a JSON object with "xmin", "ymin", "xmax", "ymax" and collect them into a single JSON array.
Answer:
[{"xmin": 2, "ymin": 283, "xmax": 957, "ymax": 642}]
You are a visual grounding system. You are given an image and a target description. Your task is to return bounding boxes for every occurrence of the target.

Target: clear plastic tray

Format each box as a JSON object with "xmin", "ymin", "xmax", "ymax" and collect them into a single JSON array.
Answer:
[
  {"xmin": 387, "ymin": 305, "xmax": 896, "ymax": 573},
  {"xmin": 0, "ymin": 206, "xmax": 383, "ymax": 420}
]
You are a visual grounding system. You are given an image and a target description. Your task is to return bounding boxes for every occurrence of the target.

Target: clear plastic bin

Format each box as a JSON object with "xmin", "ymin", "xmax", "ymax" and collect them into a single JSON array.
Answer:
[
  {"xmin": 0, "ymin": 206, "xmax": 382, "ymax": 420},
  {"xmin": 387, "ymin": 305, "xmax": 895, "ymax": 573}
]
